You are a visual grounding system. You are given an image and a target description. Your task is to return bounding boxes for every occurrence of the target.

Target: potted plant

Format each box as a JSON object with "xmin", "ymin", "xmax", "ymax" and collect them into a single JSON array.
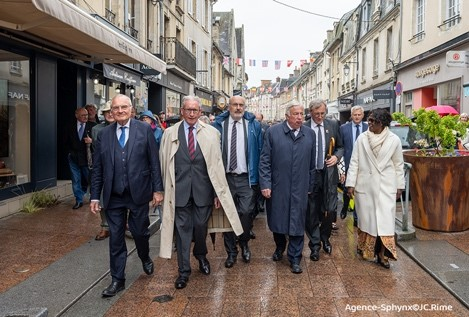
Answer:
[{"xmin": 392, "ymin": 109, "xmax": 469, "ymax": 232}]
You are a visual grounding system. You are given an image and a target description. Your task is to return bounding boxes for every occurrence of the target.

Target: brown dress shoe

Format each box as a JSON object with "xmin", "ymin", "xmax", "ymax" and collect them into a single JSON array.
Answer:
[{"xmin": 95, "ymin": 229, "xmax": 110, "ymax": 241}]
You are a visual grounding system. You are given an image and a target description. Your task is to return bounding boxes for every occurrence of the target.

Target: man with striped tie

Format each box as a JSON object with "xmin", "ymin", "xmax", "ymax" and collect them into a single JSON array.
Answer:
[
  {"xmin": 213, "ymin": 96, "xmax": 263, "ymax": 269},
  {"xmin": 159, "ymin": 96, "xmax": 242, "ymax": 289}
]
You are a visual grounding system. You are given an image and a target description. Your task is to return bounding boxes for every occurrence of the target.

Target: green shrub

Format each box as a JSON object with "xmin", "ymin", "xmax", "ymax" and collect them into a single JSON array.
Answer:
[{"xmin": 20, "ymin": 190, "xmax": 60, "ymax": 213}]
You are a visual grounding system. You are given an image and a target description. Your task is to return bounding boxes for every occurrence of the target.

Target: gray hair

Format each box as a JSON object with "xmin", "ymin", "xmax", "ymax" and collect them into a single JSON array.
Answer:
[
  {"xmin": 308, "ymin": 98, "xmax": 327, "ymax": 111},
  {"xmin": 199, "ymin": 115, "xmax": 210, "ymax": 124},
  {"xmin": 350, "ymin": 105, "xmax": 364, "ymax": 114},
  {"xmin": 182, "ymin": 95, "xmax": 202, "ymax": 109},
  {"xmin": 285, "ymin": 99, "xmax": 302, "ymax": 115}
]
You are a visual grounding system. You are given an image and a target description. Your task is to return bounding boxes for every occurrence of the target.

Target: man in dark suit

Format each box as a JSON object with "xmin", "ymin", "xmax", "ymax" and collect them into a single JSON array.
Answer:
[
  {"xmin": 304, "ymin": 99, "xmax": 344, "ymax": 261},
  {"xmin": 90, "ymin": 94, "xmax": 164, "ymax": 297},
  {"xmin": 66, "ymin": 107, "xmax": 96, "ymax": 209},
  {"xmin": 339, "ymin": 105, "xmax": 368, "ymax": 226}
]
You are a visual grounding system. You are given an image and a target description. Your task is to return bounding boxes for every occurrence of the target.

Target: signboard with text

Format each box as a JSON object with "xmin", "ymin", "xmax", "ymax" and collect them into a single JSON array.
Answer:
[{"xmin": 446, "ymin": 51, "xmax": 469, "ymax": 67}]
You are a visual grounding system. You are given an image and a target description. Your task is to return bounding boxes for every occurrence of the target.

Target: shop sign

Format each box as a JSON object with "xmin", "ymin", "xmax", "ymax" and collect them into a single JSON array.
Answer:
[
  {"xmin": 139, "ymin": 64, "xmax": 160, "ymax": 75},
  {"xmin": 415, "ymin": 64, "xmax": 440, "ymax": 78},
  {"xmin": 103, "ymin": 64, "xmax": 141, "ymax": 86},
  {"xmin": 339, "ymin": 98, "xmax": 353, "ymax": 104},
  {"xmin": 446, "ymin": 51, "xmax": 469, "ymax": 67},
  {"xmin": 363, "ymin": 96, "xmax": 376, "ymax": 104},
  {"xmin": 373, "ymin": 90, "xmax": 393, "ymax": 100}
]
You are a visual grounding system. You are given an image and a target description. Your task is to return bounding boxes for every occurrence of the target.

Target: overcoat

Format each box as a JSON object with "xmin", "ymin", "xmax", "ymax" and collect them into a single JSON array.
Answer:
[
  {"xmin": 259, "ymin": 121, "xmax": 316, "ymax": 236},
  {"xmin": 159, "ymin": 120, "xmax": 243, "ymax": 259},
  {"xmin": 345, "ymin": 130, "xmax": 405, "ymax": 236}
]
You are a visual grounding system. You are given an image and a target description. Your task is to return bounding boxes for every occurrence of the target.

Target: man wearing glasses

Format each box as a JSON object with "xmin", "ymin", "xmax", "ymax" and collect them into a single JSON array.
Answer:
[
  {"xmin": 159, "ymin": 95, "xmax": 242, "ymax": 289},
  {"xmin": 90, "ymin": 94, "xmax": 164, "ymax": 297},
  {"xmin": 212, "ymin": 96, "xmax": 263, "ymax": 269},
  {"xmin": 304, "ymin": 99, "xmax": 344, "ymax": 261}
]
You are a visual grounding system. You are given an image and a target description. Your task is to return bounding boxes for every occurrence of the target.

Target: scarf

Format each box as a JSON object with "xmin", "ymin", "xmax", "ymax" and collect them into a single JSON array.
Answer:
[{"xmin": 366, "ymin": 126, "xmax": 389, "ymax": 158}]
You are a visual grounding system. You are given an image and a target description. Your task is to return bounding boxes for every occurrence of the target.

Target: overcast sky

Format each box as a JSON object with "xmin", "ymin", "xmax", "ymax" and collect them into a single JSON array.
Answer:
[{"xmin": 213, "ymin": 0, "xmax": 361, "ymax": 87}]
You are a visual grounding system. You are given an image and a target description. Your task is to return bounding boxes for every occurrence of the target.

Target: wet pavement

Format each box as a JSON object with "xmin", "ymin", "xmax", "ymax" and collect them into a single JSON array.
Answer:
[{"xmin": 0, "ymin": 197, "xmax": 468, "ymax": 316}]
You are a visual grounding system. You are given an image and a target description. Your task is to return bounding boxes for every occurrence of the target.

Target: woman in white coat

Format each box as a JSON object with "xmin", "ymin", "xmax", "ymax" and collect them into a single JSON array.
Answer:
[{"xmin": 345, "ymin": 109, "xmax": 405, "ymax": 269}]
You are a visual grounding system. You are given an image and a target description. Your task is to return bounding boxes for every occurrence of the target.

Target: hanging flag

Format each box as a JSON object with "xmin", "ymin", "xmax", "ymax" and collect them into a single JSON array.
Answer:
[
  {"xmin": 310, "ymin": 57, "xmax": 316, "ymax": 63},
  {"xmin": 287, "ymin": 60, "xmax": 293, "ymax": 67},
  {"xmin": 300, "ymin": 59, "xmax": 307, "ymax": 66},
  {"xmin": 223, "ymin": 56, "xmax": 229, "ymax": 65},
  {"xmin": 262, "ymin": 60, "xmax": 268, "ymax": 67},
  {"xmin": 274, "ymin": 60, "xmax": 281, "ymax": 70},
  {"xmin": 236, "ymin": 58, "xmax": 243, "ymax": 66},
  {"xmin": 249, "ymin": 59, "xmax": 256, "ymax": 66}
]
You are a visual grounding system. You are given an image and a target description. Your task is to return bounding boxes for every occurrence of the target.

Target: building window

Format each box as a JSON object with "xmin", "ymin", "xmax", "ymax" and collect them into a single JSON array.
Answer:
[
  {"xmin": 412, "ymin": 0, "xmax": 425, "ymax": 43},
  {"xmin": 438, "ymin": 79, "xmax": 461, "ymax": 109},
  {"xmin": 445, "ymin": 0, "xmax": 460, "ymax": 28},
  {"xmin": 361, "ymin": 1, "xmax": 371, "ymax": 34},
  {"xmin": 165, "ymin": 90, "xmax": 181, "ymax": 118},
  {"xmin": 404, "ymin": 91, "xmax": 413, "ymax": 116},
  {"xmin": 386, "ymin": 27, "xmax": 393, "ymax": 70},
  {"xmin": 361, "ymin": 48, "xmax": 367, "ymax": 82},
  {"xmin": 0, "ymin": 49, "xmax": 30, "ymax": 189},
  {"xmin": 373, "ymin": 38, "xmax": 379, "ymax": 77}
]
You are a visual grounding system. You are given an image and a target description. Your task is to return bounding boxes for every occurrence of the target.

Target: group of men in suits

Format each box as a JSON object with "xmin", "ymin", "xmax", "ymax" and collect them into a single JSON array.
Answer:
[{"xmin": 84, "ymin": 93, "xmax": 367, "ymax": 296}]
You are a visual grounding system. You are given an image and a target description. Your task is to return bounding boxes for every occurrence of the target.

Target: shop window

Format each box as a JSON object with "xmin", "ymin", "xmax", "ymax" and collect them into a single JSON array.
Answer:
[
  {"xmin": 165, "ymin": 90, "xmax": 181, "ymax": 119},
  {"xmin": 438, "ymin": 79, "xmax": 460, "ymax": 107},
  {"xmin": 0, "ymin": 50, "xmax": 30, "ymax": 189}
]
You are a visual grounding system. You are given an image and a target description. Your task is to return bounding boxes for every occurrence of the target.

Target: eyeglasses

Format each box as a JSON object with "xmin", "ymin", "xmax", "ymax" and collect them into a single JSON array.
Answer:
[
  {"xmin": 183, "ymin": 108, "xmax": 200, "ymax": 114},
  {"xmin": 111, "ymin": 105, "xmax": 130, "ymax": 112},
  {"xmin": 367, "ymin": 118, "xmax": 380, "ymax": 124}
]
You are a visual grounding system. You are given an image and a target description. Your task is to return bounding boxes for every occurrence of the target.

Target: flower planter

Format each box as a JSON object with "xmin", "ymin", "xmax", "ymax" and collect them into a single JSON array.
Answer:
[{"xmin": 403, "ymin": 150, "xmax": 469, "ymax": 232}]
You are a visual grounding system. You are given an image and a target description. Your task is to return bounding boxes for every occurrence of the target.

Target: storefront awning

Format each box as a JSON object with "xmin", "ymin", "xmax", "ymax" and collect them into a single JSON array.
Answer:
[{"xmin": 0, "ymin": 0, "xmax": 166, "ymax": 73}]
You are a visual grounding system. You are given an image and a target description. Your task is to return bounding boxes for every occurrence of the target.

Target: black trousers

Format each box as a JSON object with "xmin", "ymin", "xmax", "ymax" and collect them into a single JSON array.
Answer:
[
  {"xmin": 305, "ymin": 170, "xmax": 334, "ymax": 252},
  {"xmin": 106, "ymin": 191, "xmax": 150, "ymax": 282},
  {"xmin": 273, "ymin": 232, "xmax": 304, "ymax": 264},
  {"xmin": 175, "ymin": 199, "xmax": 212, "ymax": 277}
]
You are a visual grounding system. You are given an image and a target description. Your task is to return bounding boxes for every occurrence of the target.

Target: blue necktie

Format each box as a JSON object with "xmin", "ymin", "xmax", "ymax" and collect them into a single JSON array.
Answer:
[
  {"xmin": 317, "ymin": 124, "xmax": 324, "ymax": 169},
  {"xmin": 355, "ymin": 124, "xmax": 360, "ymax": 141},
  {"xmin": 78, "ymin": 123, "xmax": 84, "ymax": 140},
  {"xmin": 119, "ymin": 126, "xmax": 126, "ymax": 148}
]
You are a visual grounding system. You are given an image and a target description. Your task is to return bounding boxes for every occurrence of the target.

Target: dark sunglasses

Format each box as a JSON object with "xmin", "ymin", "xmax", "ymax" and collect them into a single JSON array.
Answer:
[{"xmin": 367, "ymin": 118, "xmax": 380, "ymax": 124}]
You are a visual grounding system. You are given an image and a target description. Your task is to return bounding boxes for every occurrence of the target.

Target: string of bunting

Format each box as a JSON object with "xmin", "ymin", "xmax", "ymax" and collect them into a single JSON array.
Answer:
[{"xmin": 223, "ymin": 57, "xmax": 316, "ymax": 70}]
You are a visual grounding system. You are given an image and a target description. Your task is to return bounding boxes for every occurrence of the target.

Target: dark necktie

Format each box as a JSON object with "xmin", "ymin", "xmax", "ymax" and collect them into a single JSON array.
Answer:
[
  {"xmin": 317, "ymin": 124, "xmax": 324, "ymax": 169},
  {"xmin": 188, "ymin": 126, "xmax": 195, "ymax": 160},
  {"xmin": 78, "ymin": 123, "xmax": 84, "ymax": 140},
  {"xmin": 229, "ymin": 121, "xmax": 238, "ymax": 171},
  {"xmin": 355, "ymin": 124, "xmax": 360, "ymax": 141},
  {"xmin": 119, "ymin": 126, "xmax": 126, "ymax": 148}
]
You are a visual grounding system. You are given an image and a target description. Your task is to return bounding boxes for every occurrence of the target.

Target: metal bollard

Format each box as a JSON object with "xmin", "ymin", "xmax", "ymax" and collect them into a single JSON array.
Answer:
[{"xmin": 401, "ymin": 162, "xmax": 412, "ymax": 231}]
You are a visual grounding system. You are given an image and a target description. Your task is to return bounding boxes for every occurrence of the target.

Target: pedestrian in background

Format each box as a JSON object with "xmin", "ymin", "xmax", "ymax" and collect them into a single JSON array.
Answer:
[
  {"xmin": 66, "ymin": 107, "xmax": 96, "ymax": 209},
  {"xmin": 346, "ymin": 108, "xmax": 405, "ymax": 269},
  {"xmin": 90, "ymin": 94, "xmax": 163, "ymax": 297},
  {"xmin": 139, "ymin": 110, "xmax": 163, "ymax": 148},
  {"xmin": 259, "ymin": 100, "xmax": 316, "ymax": 274},
  {"xmin": 339, "ymin": 105, "xmax": 368, "ymax": 227},
  {"xmin": 158, "ymin": 95, "xmax": 242, "ymax": 289},
  {"xmin": 213, "ymin": 95, "xmax": 263, "ymax": 268}
]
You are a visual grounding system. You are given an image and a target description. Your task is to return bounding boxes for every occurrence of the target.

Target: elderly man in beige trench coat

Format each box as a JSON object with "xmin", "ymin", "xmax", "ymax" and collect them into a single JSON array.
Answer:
[{"xmin": 159, "ymin": 96, "xmax": 243, "ymax": 289}]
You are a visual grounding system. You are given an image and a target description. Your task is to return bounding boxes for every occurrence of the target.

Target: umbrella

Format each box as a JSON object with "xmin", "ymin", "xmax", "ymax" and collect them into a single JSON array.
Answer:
[
  {"xmin": 323, "ymin": 137, "xmax": 339, "ymax": 216},
  {"xmin": 425, "ymin": 105, "xmax": 459, "ymax": 116}
]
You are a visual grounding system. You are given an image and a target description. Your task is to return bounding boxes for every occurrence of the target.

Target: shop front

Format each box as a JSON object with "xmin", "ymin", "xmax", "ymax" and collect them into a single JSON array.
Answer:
[
  {"xmin": 356, "ymin": 82, "xmax": 394, "ymax": 116},
  {"xmin": 397, "ymin": 44, "xmax": 469, "ymax": 115},
  {"xmin": 0, "ymin": 0, "xmax": 165, "ymax": 203}
]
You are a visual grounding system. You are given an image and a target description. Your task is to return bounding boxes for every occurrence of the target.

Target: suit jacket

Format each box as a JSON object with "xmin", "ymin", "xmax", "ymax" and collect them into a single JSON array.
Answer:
[
  {"xmin": 90, "ymin": 119, "xmax": 163, "ymax": 209},
  {"xmin": 340, "ymin": 121, "xmax": 368, "ymax": 170},
  {"xmin": 304, "ymin": 118, "xmax": 344, "ymax": 163},
  {"xmin": 158, "ymin": 120, "xmax": 243, "ymax": 259},
  {"xmin": 174, "ymin": 123, "xmax": 214, "ymax": 207},
  {"xmin": 66, "ymin": 121, "xmax": 96, "ymax": 166}
]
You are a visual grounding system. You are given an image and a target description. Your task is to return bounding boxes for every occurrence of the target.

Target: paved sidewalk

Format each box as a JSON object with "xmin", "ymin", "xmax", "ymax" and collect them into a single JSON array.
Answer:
[{"xmin": 0, "ymin": 197, "xmax": 468, "ymax": 316}]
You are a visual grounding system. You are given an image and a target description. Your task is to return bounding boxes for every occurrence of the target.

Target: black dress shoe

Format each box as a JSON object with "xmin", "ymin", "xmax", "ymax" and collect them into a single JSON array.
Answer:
[
  {"xmin": 198, "ymin": 258, "xmax": 210, "ymax": 275},
  {"xmin": 250, "ymin": 230, "xmax": 256, "ymax": 239},
  {"xmin": 322, "ymin": 240, "xmax": 332, "ymax": 254},
  {"xmin": 142, "ymin": 259, "xmax": 154, "ymax": 275},
  {"xmin": 310, "ymin": 249, "xmax": 320, "ymax": 261},
  {"xmin": 224, "ymin": 254, "xmax": 237, "ymax": 268},
  {"xmin": 340, "ymin": 209, "xmax": 347, "ymax": 219},
  {"xmin": 290, "ymin": 263, "xmax": 303, "ymax": 274},
  {"xmin": 72, "ymin": 202, "xmax": 83, "ymax": 210},
  {"xmin": 102, "ymin": 281, "xmax": 125, "ymax": 297},
  {"xmin": 272, "ymin": 249, "xmax": 283, "ymax": 262},
  {"xmin": 175, "ymin": 276, "xmax": 188, "ymax": 289},
  {"xmin": 241, "ymin": 245, "xmax": 251, "ymax": 263}
]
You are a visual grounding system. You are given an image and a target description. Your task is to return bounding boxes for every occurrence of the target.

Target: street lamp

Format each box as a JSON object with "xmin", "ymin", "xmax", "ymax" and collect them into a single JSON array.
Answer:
[
  {"xmin": 150, "ymin": 0, "xmax": 158, "ymax": 5},
  {"xmin": 343, "ymin": 61, "xmax": 358, "ymax": 76}
]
